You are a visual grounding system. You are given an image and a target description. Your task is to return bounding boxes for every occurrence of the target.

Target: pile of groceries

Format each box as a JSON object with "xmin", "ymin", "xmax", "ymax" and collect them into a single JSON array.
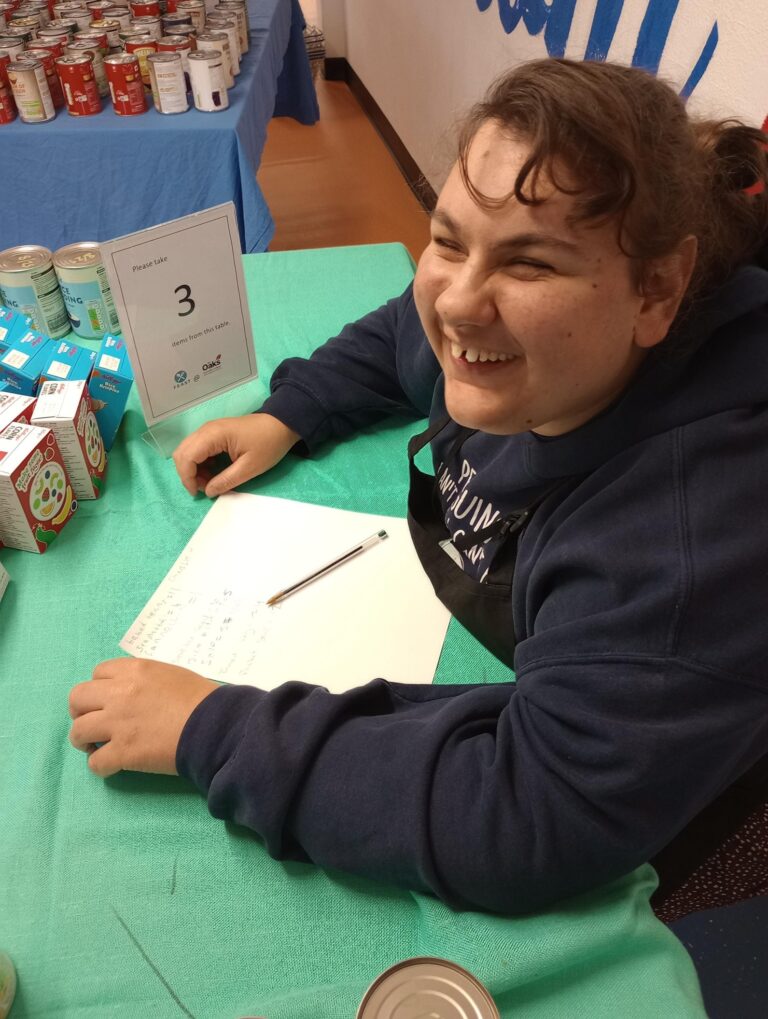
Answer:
[
  {"xmin": 0, "ymin": 0, "xmax": 248, "ymax": 119},
  {"xmin": 0, "ymin": 242, "xmax": 135, "ymax": 557}
]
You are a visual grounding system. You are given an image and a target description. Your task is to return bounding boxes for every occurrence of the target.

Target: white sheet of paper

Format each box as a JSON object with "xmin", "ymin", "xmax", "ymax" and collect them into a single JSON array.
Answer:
[{"xmin": 120, "ymin": 493, "xmax": 451, "ymax": 692}]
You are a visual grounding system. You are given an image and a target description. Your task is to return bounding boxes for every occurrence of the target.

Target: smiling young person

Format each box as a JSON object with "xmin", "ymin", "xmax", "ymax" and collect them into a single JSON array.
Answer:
[{"xmin": 69, "ymin": 60, "xmax": 768, "ymax": 918}]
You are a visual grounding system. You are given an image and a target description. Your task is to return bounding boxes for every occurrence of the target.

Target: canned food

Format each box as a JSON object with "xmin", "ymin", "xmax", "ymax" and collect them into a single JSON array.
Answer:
[
  {"xmin": 123, "ymin": 33, "xmax": 154, "ymax": 86},
  {"xmin": 7, "ymin": 56, "xmax": 54, "ymax": 120},
  {"xmin": 195, "ymin": 30, "xmax": 231, "ymax": 87},
  {"xmin": 2, "ymin": 25, "xmax": 34, "ymax": 44},
  {"xmin": 146, "ymin": 49, "xmax": 184, "ymax": 111},
  {"xmin": 187, "ymin": 47, "xmax": 225, "ymax": 110},
  {"xmin": 88, "ymin": 17, "xmax": 119, "ymax": 47},
  {"xmin": 130, "ymin": 14, "xmax": 161, "ymax": 38},
  {"xmin": 73, "ymin": 27, "xmax": 106, "ymax": 52},
  {"xmin": 53, "ymin": 241, "xmax": 120, "ymax": 338},
  {"xmin": 0, "ymin": 245, "xmax": 69, "ymax": 338},
  {"xmin": 86, "ymin": 0, "xmax": 112, "ymax": 16},
  {"xmin": 0, "ymin": 78, "xmax": 16, "ymax": 121},
  {"xmin": 55, "ymin": 52, "xmax": 100, "ymax": 113},
  {"xmin": 63, "ymin": 7, "xmax": 92, "ymax": 30},
  {"xmin": 160, "ymin": 11, "xmax": 189, "ymax": 33},
  {"xmin": 0, "ymin": 37, "xmax": 27, "ymax": 59},
  {"xmin": 356, "ymin": 958, "xmax": 501, "ymax": 1019},
  {"xmin": 174, "ymin": 0, "xmax": 202, "ymax": 32},
  {"xmin": 25, "ymin": 0, "xmax": 52, "ymax": 28},
  {"xmin": 0, "ymin": 5, "xmax": 11, "ymax": 32},
  {"xmin": 156, "ymin": 32, "xmax": 189, "ymax": 86},
  {"xmin": 30, "ymin": 32, "xmax": 67, "ymax": 55},
  {"xmin": 51, "ymin": 17, "xmax": 79, "ymax": 36},
  {"xmin": 204, "ymin": 14, "xmax": 238, "ymax": 73},
  {"xmin": 25, "ymin": 46, "xmax": 65, "ymax": 105},
  {"xmin": 104, "ymin": 49, "xmax": 144, "ymax": 113},
  {"xmin": 128, "ymin": 0, "xmax": 158, "ymax": 14},
  {"xmin": 52, "ymin": 1, "xmax": 85, "ymax": 16},
  {"xmin": 65, "ymin": 39, "xmax": 107, "ymax": 94},
  {"xmin": 216, "ymin": 0, "xmax": 247, "ymax": 52},
  {"xmin": 101, "ymin": 3, "xmax": 129, "ymax": 27},
  {"xmin": 9, "ymin": 13, "xmax": 42, "ymax": 34}
]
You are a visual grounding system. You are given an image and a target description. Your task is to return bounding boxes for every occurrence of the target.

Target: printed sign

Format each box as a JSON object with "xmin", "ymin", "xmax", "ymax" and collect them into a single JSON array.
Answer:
[{"xmin": 101, "ymin": 204, "xmax": 257, "ymax": 427}]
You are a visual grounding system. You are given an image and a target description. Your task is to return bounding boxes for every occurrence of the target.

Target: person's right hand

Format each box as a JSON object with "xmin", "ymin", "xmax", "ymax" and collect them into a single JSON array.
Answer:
[{"xmin": 172, "ymin": 413, "xmax": 301, "ymax": 497}]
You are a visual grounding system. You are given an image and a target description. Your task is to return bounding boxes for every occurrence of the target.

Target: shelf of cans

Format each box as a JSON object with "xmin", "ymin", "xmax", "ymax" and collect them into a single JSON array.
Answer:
[
  {"xmin": 0, "ymin": 0, "xmax": 249, "ymax": 119},
  {"xmin": 0, "ymin": 241, "xmax": 135, "ymax": 554}
]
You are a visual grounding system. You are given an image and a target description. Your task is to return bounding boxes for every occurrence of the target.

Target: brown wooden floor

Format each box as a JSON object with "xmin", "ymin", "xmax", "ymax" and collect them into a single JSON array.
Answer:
[{"xmin": 258, "ymin": 77, "xmax": 432, "ymax": 262}]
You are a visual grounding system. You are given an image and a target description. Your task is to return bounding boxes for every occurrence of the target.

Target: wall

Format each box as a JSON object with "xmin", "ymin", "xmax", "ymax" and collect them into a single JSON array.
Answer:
[{"xmin": 329, "ymin": 0, "xmax": 768, "ymax": 190}]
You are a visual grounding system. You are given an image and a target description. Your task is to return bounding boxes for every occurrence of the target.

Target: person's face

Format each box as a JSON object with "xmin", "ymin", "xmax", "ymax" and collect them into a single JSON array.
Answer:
[{"xmin": 414, "ymin": 121, "xmax": 671, "ymax": 436}]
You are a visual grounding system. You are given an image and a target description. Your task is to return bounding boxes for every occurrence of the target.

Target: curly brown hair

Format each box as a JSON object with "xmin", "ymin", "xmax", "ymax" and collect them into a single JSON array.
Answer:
[{"xmin": 457, "ymin": 59, "xmax": 768, "ymax": 308}]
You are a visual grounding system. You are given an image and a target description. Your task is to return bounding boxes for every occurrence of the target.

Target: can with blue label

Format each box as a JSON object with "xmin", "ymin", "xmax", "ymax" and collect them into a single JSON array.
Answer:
[
  {"xmin": 0, "ymin": 245, "xmax": 70, "ymax": 338},
  {"xmin": 53, "ymin": 241, "xmax": 120, "ymax": 339}
]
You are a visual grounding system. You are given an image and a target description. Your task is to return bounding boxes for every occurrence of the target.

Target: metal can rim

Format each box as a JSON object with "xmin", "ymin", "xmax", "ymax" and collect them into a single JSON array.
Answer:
[
  {"xmin": 0, "ymin": 244, "xmax": 54, "ymax": 273},
  {"xmin": 355, "ymin": 956, "xmax": 501, "ymax": 1019},
  {"xmin": 52, "ymin": 240, "xmax": 102, "ymax": 270}
]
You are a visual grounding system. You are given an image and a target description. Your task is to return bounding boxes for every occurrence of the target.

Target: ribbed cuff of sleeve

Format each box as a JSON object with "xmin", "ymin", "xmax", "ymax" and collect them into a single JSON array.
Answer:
[{"xmin": 258, "ymin": 381, "xmax": 330, "ymax": 453}]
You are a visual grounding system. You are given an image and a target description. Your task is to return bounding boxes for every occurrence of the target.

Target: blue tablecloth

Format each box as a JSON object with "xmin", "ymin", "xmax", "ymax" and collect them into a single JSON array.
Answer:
[{"xmin": 0, "ymin": 0, "xmax": 319, "ymax": 254}]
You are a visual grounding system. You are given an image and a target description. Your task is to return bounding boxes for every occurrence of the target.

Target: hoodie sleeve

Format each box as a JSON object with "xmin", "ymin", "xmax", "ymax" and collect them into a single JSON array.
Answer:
[
  {"xmin": 176, "ymin": 657, "xmax": 768, "ymax": 915},
  {"xmin": 258, "ymin": 284, "xmax": 440, "ymax": 450}
]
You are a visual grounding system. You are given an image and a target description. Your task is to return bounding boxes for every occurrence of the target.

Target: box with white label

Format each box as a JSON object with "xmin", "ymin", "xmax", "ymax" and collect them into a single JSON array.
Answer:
[
  {"xmin": 0, "ymin": 423, "xmax": 77, "ymax": 553},
  {"xmin": 40, "ymin": 340, "xmax": 96, "ymax": 386},
  {"xmin": 0, "ymin": 393, "xmax": 36, "ymax": 432},
  {"xmin": 88, "ymin": 333, "xmax": 134, "ymax": 450},
  {"xmin": 0, "ymin": 307, "xmax": 33, "ymax": 358},
  {"xmin": 31, "ymin": 380, "xmax": 107, "ymax": 500},
  {"xmin": 0, "ymin": 334, "xmax": 55, "ymax": 395}
]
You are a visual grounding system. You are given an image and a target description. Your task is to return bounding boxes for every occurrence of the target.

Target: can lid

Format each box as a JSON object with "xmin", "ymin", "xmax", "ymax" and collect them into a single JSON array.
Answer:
[
  {"xmin": 56, "ymin": 53, "xmax": 93, "ymax": 65},
  {"xmin": 187, "ymin": 49, "xmax": 219, "ymax": 61},
  {"xmin": 104, "ymin": 51, "xmax": 139, "ymax": 63},
  {"xmin": 147, "ymin": 50, "xmax": 179, "ymax": 62},
  {"xmin": 0, "ymin": 244, "xmax": 53, "ymax": 273},
  {"xmin": 356, "ymin": 958, "xmax": 500, "ymax": 1019},
  {"xmin": 8, "ymin": 57, "xmax": 43, "ymax": 69},
  {"xmin": 53, "ymin": 241, "xmax": 101, "ymax": 270}
]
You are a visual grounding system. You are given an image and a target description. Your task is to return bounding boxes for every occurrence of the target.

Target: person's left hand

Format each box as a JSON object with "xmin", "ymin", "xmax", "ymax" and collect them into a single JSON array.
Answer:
[{"xmin": 68, "ymin": 658, "xmax": 218, "ymax": 777}]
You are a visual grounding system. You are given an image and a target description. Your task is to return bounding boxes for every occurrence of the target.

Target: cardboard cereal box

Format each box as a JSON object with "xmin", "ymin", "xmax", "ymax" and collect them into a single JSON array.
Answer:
[
  {"xmin": 31, "ymin": 380, "xmax": 107, "ymax": 500},
  {"xmin": 0, "ymin": 307, "xmax": 32, "ymax": 357},
  {"xmin": 0, "ymin": 393, "xmax": 36, "ymax": 431},
  {"xmin": 0, "ymin": 423, "xmax": 76, "ymax": 553},
  {"xmin": 88, "ymin": 333, "xmax": 134, "ymax": 450},
  {"xmin": 40, "ymin": 340, "xmax": 96, "ymax": 386},
  {"xmin": 0, "ymin": 332, "xmax": 55, "ymax": 395}
]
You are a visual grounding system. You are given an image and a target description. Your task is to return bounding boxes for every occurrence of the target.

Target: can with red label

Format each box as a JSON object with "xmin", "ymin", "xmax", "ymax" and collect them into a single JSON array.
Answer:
[
  {"xmin": 104, "ymin": 49, "xmax": 144, "ymax": 113},
  {"xmin": 0, "ymin": 48, "xmax": 10, "ymax": 81},
  {"xmin": 88, "ymin": 17, "xmax": 119, "ymax": 47},
  {"xmin": 123, "ymin": 33, "xmax": 154, "ymax": 87},
  {"xmin": 163, "ymin": 0, "xmax": 178, "ymax": 12},
  {"xmin": 52, "ymin": 1, "xmax": 84, "ymax": 17},
  {"xmin": 129, "ymin": 0, "xmax": 158, "ymax": 15},
  {"xmin": 64, "ymin": 39, "xmax": 106, "ymax": 93},
  {"xmin": 73, "ymin": 27, "xmax": 106, "ymax": 52},
  {"xmin": 0, "ymin": 79, "xmax": 15, "ymax": 121},
  {"xmin": 31, "ymin": 29, "xmax": 67, "ymax": 55},
  {"xmin": 0, "ymin": 5, "xmax": 11, "ymax": 31},
  {"xmin": 85, "ymin": 0, "xmax": 111, "ymax": 18},
  {"xmin": 7, "ymin": 56, "xmax": 54, "ymax": 120},
  {"xmin": 55, "ymin": 51, "xmax": 100, "ymax": 113},
  {"xmin": 25, "ymin": 46, "xmax": 65, "ymax": 105}
]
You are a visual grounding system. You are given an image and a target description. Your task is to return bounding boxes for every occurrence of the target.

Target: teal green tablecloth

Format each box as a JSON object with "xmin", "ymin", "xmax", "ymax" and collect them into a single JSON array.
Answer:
[{"xmin": 0, "ymin": 245, "xmax": 705, "ymax": 1018}]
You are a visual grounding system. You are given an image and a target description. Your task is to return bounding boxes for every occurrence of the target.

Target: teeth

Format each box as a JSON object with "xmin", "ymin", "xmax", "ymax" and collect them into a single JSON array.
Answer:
[{"xmin": 449, "ymin": 341, "xmax": 516, "ymax": 363}]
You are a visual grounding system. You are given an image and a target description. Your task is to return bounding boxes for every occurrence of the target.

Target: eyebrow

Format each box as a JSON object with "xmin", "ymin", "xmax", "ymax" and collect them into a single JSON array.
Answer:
[{"xmin": 430, "ymin": 208, "xmax": 583, "ymax": 256}]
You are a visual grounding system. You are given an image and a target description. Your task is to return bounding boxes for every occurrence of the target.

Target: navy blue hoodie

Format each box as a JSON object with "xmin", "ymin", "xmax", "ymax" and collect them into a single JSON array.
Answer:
[{"xmin": 177, "ymin": 266, "xmax": 768, "ymax": 914}]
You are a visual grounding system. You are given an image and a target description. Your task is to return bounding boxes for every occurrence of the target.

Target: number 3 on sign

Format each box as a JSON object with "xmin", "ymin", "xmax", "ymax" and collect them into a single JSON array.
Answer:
[{"xmin": 175, "ymin": 283, "xmax": 195, "ymax": 316}]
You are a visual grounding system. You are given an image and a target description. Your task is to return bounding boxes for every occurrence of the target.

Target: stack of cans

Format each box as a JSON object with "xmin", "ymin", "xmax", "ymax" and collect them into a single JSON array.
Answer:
[{"xmin": 0, "ymin": 0, "xmax": 250, "ymax": 119}]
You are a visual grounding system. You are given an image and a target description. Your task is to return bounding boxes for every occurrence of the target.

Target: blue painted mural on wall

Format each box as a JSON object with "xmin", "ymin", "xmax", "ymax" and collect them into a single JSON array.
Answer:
[{"xmin": 475, "ymin": 0, "xmax": 718, "ymax": 99}]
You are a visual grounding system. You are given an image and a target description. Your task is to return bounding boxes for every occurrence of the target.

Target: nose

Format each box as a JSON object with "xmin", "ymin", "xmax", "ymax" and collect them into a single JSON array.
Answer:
[{"xmin": 434, "ymin": 262, "xmax": 497, "ymax": 330}]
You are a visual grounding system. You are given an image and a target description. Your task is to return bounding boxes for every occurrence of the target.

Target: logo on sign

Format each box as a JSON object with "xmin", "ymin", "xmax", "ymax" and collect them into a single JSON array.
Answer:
[{"xmin": 202, "ymin": 353, "xmax": 222, "ymax": 373}]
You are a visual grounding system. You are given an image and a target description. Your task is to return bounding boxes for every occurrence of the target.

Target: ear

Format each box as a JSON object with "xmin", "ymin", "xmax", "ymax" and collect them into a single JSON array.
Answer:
[{"xmin": 634, "ymin": 235, "xmax": 698, "ymax": 349}]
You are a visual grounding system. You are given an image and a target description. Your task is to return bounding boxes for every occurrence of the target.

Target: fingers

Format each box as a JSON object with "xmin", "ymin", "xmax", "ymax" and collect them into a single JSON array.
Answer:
[
  {"xmin": 69, "ymin": 711, "xmax": 109, "ymax": 751},
  {"xmin": 204, "ymin": 454, "xmax": 257, "ymax": 497},
  {"xmin": 88, "ymin": 743, "xmax": 122, "ymax": 779},
  {"xmin": 173, "ymin": 422, "xmax": 230, "ymax": 496},
  {"xmin": 69, "ymin": 680, "xmax": 105, "ymax": 719}
]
